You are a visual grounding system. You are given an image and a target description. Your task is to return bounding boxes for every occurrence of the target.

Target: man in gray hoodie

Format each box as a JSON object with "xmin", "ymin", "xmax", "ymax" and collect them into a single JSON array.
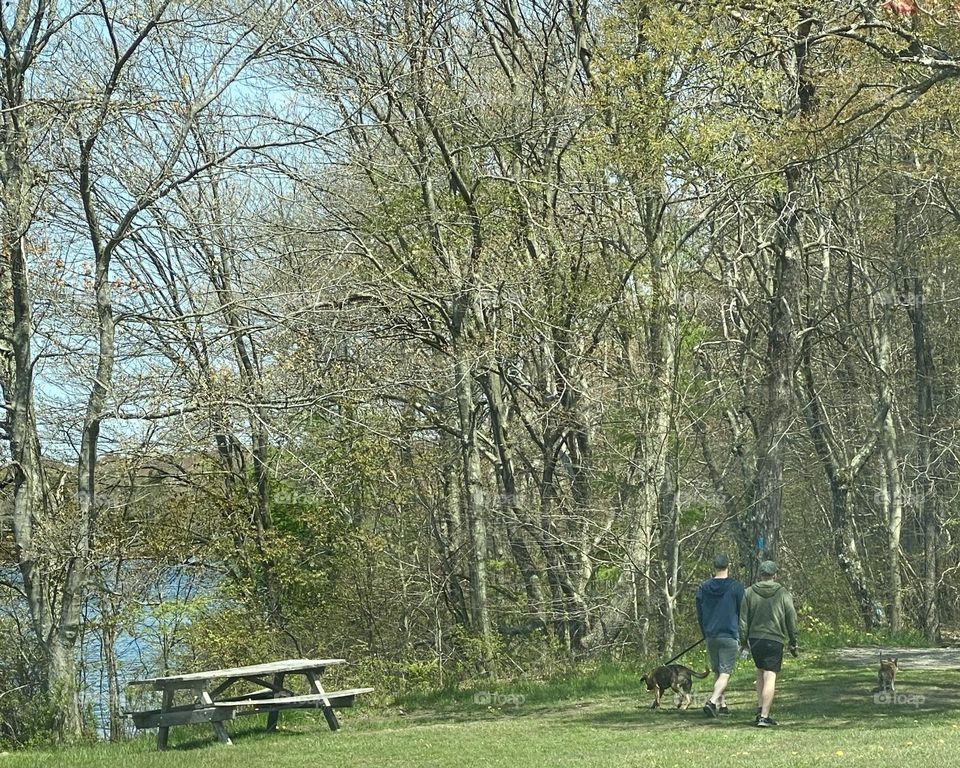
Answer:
[{"xmin": 739, "ymin": 560, "xmax": 797, "ymax": 727}]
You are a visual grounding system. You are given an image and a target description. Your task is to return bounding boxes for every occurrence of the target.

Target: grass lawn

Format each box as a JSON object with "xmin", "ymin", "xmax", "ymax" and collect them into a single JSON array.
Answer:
[{"xmin": 5, "ymin": 654, "xmax": 960, "ymax": 767}]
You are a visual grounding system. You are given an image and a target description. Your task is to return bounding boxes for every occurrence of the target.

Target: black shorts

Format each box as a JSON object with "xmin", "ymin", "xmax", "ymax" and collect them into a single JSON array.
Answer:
[{"xmin": 749, "ymin": 639, "xmax": 784, "ymax": 673}]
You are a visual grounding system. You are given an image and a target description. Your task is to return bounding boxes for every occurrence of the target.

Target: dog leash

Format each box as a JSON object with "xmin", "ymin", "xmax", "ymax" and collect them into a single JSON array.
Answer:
[{"xmin": 663, "ymin": 637, "xmax": 705, "ymax": 666}]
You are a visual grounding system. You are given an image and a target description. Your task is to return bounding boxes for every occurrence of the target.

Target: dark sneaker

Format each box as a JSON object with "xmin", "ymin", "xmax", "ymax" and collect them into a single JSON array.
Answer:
[
  {"xmin": 756, "ymin": 715, "xmax": 778, "ymax": 727},
  {"xmin": 703, "ymin": 700, "xmax": 718, "ymax": 718},
  {"xmin": 718, "ymin": 706, "xmax": 731, "ymax": 716}
]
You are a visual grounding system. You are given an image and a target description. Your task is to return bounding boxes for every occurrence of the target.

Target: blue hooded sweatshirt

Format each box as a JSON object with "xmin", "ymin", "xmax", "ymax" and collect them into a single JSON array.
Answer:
[{"xmin": 696, "ymin": 577, "xmax": 745, "ymax": 640}]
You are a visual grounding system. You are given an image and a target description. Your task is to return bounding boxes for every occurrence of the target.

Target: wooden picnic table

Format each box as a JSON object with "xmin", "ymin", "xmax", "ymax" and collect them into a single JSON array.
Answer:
[{"xmin": 126, "ymin": 658, "xmax": 373, "ymax": 750}]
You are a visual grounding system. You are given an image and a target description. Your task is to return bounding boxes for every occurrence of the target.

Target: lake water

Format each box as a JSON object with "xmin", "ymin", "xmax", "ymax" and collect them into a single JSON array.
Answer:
[{"xmin": 79, "ymin": 562, "xmax": 216, "ymax": 737}]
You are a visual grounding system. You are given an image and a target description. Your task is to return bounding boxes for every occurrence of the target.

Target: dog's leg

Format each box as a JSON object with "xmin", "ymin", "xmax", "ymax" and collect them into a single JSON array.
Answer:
[
  {"xmin": 880, "ymin": 671, "xmax": 892, "ymax": 693},
  {"xmin": 671, "ymin": 683, "xmax": 685, "ymax": 709},
  {"xmin": 651, "ymin": 686, "xmax": 661, "ymax": 709}
]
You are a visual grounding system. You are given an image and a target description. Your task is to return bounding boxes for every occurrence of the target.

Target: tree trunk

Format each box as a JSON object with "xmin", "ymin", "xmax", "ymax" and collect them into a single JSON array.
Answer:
[
  {"xmin": 748, "ymin": 9, "xmax": 816, "ymax": 577},
  {"xmin": 0, "ymin": 10, "xmax": 69, "ymax": 727},
  {"xmin": 659, "ymin": 448, "xmax": 680, "ymax": 656},
  {"xmin": 454, "ymin": 354, "xmax": 493, "ymax": 666},
  {"xmin": 871, "ymin": 293, "xmax": 903, "ymax": 631},
  {"xmin": 749, "ymin": 188, "xmax": 800, "ymax": 574},
  {"xmin": 102, "ymin": 618, "xmax": 123, "ymax": 742},
  {"xmin": 48, "ymin": 636, "xmax": 82, "ymax": 738},
  {"xmin": 2, "ymin": 184, "xmax": 79, "ymax": 738},
  {"xmin": 907, "ymin": 277, "xmax": 940, "ymax": 643},
  {"xmin": 428, "ymin": 429, "xmax": 469, "ymax": 628},
  {"xmin": 581, "ymin": 459, "xmax": 654, "ymax": 653},
  {"xmin": 830, "ymin": 485, "xmax": 879, "ymax": 629},
  {"xmin": 799, "ymin": 335, "xmax": 884, "ymax": 628},
  {"xmin": 484, "ymin": 367, "xmax": 545, "ymax": 627}
]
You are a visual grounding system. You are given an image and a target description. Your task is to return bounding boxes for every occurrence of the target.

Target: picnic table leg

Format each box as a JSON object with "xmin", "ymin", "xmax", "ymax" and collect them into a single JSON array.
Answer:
[
  {"xmin": 200, "ymin": 690, "xmax": 233, "ymax": 745},
  {"xmin": 157, "ymin": 688, "xmax": 174, "ymax": 750},
  {"xmin": 305, "ymin": 671, "xmax": 340, "ymax": 731},
  {"xmin": 266, "ymin": 673, "xmax": 285, "ymax": 731}
]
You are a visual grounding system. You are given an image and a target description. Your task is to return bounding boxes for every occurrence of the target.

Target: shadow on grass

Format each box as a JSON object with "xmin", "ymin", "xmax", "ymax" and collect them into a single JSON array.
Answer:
[
  {"xmin": 395, "ymin": 662, "xmax": 650, "ymax": 709},
  {"xmin": 162, "ymin": 716, "xmax": 342, "ymax": 751},
  {"xmin": 556, "ymin": 664, "xmax": 960, "ymax": 733},
  {"xmin": 333, "ymin": 658, "xmax": 960, "ymax": 738},
  {"xmin": 785, "ymin": 678, "xmax": 960, "ymax": 732}
]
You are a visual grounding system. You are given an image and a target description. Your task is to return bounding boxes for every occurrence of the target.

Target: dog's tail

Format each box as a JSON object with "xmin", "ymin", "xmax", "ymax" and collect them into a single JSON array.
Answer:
[{"xmin": 691, "ymin": 668, "xmax": 710, "ymax": 679}]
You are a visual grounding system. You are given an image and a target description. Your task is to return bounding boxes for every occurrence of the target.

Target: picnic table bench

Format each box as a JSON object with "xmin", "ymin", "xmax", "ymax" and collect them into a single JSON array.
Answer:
[{"xmin": 126, "ymin": 658, "xmax": 373, "ymax": 749}]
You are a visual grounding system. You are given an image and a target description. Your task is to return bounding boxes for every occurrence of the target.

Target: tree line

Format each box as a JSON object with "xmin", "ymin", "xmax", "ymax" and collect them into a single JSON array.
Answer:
[{"xmin": 1, "ymin": 0, "xmax": 959, "ymax": 745}]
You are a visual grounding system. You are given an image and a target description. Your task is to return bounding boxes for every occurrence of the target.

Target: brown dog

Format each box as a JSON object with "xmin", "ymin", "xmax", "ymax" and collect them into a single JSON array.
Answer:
[
  {"xmin": 645, "ymin": 664, "xmax": 710, "ymax": 709},
  {"xmin": 877, "ymin": 657, "xmax": 898, "ymax": 693}
]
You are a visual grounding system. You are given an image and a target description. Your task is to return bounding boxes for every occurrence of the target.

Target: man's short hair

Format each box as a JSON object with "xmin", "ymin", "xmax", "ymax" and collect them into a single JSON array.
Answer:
[
  {"xmin": 713, "ymin": 554, "xmax": 730, "ymax": 570},
  {"xmin": 759, "ymin": 560, "xmax": 778, "ymax": 577}
]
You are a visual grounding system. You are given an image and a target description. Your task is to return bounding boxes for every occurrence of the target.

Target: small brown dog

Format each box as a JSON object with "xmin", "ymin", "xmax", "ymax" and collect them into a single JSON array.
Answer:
[
  {"xmin": 645, "ymin": 664, "xmax": 710, "ymax": 709},
  {"xmin": 877, "ymin": 657, "xmax": 899, "ymax": 693}
]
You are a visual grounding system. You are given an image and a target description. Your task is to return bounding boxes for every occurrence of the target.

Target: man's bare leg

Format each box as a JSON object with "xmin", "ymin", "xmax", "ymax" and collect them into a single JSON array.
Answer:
[
  {"xmin": 759, "ymin": 670, "xmax": 777, "ymax": 718},
  {"xmin": 709, "ymin": 672, "xmax": 730, "ymax": 708}
]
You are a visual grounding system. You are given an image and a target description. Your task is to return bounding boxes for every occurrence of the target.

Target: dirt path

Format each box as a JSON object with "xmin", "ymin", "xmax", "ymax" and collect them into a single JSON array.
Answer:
[{"xmin": 832, "ymin": 647, "xmax": 960, "ymax": 669}]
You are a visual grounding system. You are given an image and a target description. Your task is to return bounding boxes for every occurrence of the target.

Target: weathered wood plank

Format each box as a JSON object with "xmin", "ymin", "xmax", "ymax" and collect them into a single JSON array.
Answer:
[
  {"xmin": 129, "ymin": 706, "xmax": 237, "ymax": 729},
  {"xmin": 266, "ymin": 672, "xmax": 286, "ymax": 731},
  {"xmin": 212, "ymin": 688, "xmax": 373, "ymax": 708},
  {"xmin": 217, "ymin": 687, "xmax": 292, "ymax": 702},
  {"xmin": 211, "ymin": 676, "xmax": 279, "ymax": 697},
  {"xmin": 127, "ymin": 659, "xmax": 346, "ymax": 686},
  {"xmin": 306, "ymin": 669, "xmax": 340, "ymax": 731},
  {"xmin": 156, "ymin": 687, "xmax": 174, "ymax": 750},
  {"xmin": 200, "ymin": 689, "xmax": 233, "ymax": 745}
]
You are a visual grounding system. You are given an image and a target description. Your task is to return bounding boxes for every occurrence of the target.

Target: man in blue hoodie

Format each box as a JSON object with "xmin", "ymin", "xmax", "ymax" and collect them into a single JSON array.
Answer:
[{"xmin": 696, "ymin": 554, "xmax": 745, "ymax": 717}]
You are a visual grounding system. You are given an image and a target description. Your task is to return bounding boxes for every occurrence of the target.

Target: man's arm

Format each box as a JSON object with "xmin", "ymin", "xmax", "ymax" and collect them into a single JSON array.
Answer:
[
  {"xmin": 738, "ymin": 590, "xmax": 750, "ymax": 643},
  {"xmin": 695, "ymin": 585, "xmax": 705, "ymax": 634},
  {"xmin": 734, "ymin": 581, "xmax": 745, "ymax": 616},
  {"xmin": 785, "ymin": 591, "xmax": 798, "ymax": 645}
]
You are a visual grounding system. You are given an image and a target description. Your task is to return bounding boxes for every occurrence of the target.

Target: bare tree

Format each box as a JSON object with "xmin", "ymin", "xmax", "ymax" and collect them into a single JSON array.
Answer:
[{"xmin": 1, "ymin": 0, "xmax": 295, "ymax": 736}]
